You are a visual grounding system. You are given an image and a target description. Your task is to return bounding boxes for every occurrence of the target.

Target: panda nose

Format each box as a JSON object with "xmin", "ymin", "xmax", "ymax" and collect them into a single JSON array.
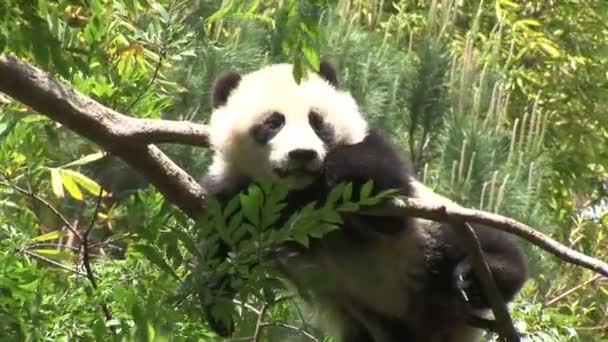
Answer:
[{"xmin": 288, "ymin": 149, "xmax": 318, "ymax": 162}]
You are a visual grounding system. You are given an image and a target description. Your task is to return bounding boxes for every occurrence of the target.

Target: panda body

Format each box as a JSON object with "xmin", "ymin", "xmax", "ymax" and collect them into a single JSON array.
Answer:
[{"xmin": 200, "ymin": 62, "xmax": 528, "ymax": 342}]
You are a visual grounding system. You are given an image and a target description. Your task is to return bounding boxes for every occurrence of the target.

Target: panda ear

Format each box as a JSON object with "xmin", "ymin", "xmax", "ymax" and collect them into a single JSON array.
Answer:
[
  {"xmin": 318, "ymin": 60, "xmax": 338, "ymax": 87},
  {"xmin": 211, "ymin": 71, "xmax": 242, "ymax": 108}
]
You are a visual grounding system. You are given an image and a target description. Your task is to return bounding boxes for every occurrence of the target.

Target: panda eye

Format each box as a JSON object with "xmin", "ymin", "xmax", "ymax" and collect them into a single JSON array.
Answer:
[
  {"xmin": 308, "ymin": 110, "xmax": 325, "ymax": 132},
  {"xmin": 265, "ymin": 111, "xmax": 285, "ymax": 130}
]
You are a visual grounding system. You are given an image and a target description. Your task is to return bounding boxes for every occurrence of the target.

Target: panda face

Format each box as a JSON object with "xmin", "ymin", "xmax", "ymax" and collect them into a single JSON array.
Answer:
[
  {"xmin": 251, "ymin": 108, "xmax": 332, "ymax": 189},
  {"xmin": 207, "ymin": 63, "xmax": 368, "ymax": 189}
]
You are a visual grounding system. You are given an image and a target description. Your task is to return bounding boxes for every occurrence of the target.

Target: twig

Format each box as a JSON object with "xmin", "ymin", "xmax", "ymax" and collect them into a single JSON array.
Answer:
[
  {"xmin": 545, "ymin": 274, "xmax": 604, "ymax": 306},
  {"xmin": 89, "ymin": 233, "xmax": 136, "ymax": 248},
  {"xmin": 234, "ymin": 298, "xmax": 318, "ymax": 342},
  {"xmin": 252, "ymin": 303, "xmax": 268, "ymax": 342},
  {"xmin": 259, "ymin": 322, "xmax": 319, "ymax": 342},
  {"xmin": 233, "ymin": 299, "xmax": 262, "ymax": 315},
  {"xmin": 22, "ymin": 249, "xmax": 87, "ymax": 277},
  {"xmin": 29, "ymin": 243, "xmax": 80, "ymax": 252},
  {"xmin": 79, "ymin": 188, "xmax": 115, "ymax": 329},
  {"xmin": 577, "ymin": 324, "xmax": 608, "ymax": 331},
  {"xmin": 125, "ymin": 50, "xmax": 165, "ymax": 113},
  {"xmin": 0, "ymin": 181, "xmax": 82, "ymax": 240}
]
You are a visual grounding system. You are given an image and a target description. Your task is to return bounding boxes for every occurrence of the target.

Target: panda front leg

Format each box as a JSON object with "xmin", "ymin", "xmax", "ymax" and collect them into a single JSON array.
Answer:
[
  {"xmin": 452, "ymin": 223, "xmax": 528, "ymax": 310},
  {"xmin": 323, "ymin": 128, "xmax": 413, "ymax": 234}
]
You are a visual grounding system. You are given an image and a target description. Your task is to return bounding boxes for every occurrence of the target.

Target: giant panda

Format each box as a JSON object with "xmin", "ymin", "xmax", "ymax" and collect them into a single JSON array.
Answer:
[{"xmin": 199, "ymin": 61, "xmax": 528, "ymax": 342}]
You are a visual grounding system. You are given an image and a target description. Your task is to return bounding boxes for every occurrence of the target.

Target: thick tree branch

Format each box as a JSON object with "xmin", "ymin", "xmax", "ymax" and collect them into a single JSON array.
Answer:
[{"xmin": 0, "ymin": 54, "xmax": 207, "ymax": 217}]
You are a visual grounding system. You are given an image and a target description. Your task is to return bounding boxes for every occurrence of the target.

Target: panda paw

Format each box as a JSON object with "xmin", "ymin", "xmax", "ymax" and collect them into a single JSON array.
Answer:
[{"xmin": 453, "ymin": 258, "xmax": 486, "ymax": 308}]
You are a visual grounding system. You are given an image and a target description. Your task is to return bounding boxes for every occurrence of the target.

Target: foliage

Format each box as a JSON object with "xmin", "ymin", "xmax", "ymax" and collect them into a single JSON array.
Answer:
[{"xmin": 1, "ymin": 0, "xmax": 607, "ymax": 341}]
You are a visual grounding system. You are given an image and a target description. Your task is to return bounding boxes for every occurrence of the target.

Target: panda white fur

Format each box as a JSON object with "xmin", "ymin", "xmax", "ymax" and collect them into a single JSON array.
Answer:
[{"xmin": 199, "ymin": 62, "xmax": 528, "ymax": 342}]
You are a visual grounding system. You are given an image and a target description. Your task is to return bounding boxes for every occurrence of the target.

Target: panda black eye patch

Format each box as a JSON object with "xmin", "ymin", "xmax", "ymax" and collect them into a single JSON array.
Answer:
[
  {"xmin": 251, "ymin": 111, "xmax": 285, "ymax": 143},
  {"xmin": 309, "ymin": 110, "xmax": 334, "ymax": 144}
]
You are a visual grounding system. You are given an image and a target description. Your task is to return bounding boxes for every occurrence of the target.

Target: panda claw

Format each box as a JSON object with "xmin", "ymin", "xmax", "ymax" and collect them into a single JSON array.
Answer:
[{"xmin": 453, "ymin": 258, "xmax": 477, "ymax": 304}]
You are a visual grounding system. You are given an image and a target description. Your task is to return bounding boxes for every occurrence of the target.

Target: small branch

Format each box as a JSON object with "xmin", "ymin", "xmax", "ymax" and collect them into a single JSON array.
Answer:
[
  {"xmin": 545, "ymin": 274, "xmax": 604, "ymax": 306},
  {"xmin": 80, "ymin": 189, "xmax": 115, "ymax": 329},
  {"xmin": 252, "ymin": 303, "xmax": 268, "ymax": 342},
  {"xmin": 125, "ymin": 50, "xmax": 165, "ymax": 113},
  {"xmin": 22, "ymin": 249, "xmax": 87, "ymax": 277},
  {"xmin": 259, "ymin": 322, "xmax": 319, "ymax": 342},
  {"xmin": 89, "ymin": 233, "xmax": 136, "ymax": 248},
  {"xmin": 1, "ymin": 181, "xmax": 82, "ymax": 240},
  {"xmin": 362, "ymin": 198, "xmax": 608, "ymax": 278},
  {"xmin": 29, "ymin": 242, "xmax": 80, "ymax": 252},
  {"xmin": 235, "ymin": 298, "xmax": 318, "ymax": 342}
]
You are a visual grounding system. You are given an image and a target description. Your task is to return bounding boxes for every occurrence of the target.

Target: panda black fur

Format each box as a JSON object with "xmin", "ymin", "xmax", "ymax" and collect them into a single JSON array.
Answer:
[{"xmin": 200, "ymin": 62, "xmax": 528, "ymax": 342}]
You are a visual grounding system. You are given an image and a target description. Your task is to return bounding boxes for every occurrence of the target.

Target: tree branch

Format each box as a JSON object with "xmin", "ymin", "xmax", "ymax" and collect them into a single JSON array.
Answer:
[
  {"xmin": 545, "ymin": 273, "xmax": 604, "ymax": 306},
  {"xmin": 0, "ymin": 54, "xmax": 207, "ymax": 217},
  {"xmin": 362, "ymin": 198, "xmax": 608, "ymax": 278},
  {"xmin": 1, "ymin": 181, "xmax": 83, "ymax": 240}
]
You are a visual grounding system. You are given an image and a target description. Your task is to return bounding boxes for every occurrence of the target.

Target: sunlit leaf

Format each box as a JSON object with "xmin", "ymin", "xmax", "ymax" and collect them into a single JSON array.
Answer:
[
  {"xmin": 32, "ymin": 230, "xmax": 64, "ymax": 242},
  {"xmin": 59, "ymin": 169, "xmax": 105, "ymax": 197},
  {"xmin": 29, "ymin": 249, "xmax": 72, "ymax": 261},
  {"xmin": 49, "ymin": 168, "xmax": 65, "ymax": 198},
  {"xmin": 60, "ymin": 170, "xmax": 83, "ymax": 201},
  {"xmin": 60, "ymin": 152, "xmax": 105, "ymax": 168},
  {"xmin": 539, "ymin": 42, "xmax": 561, "ymax": 58},
  {"xmin": 206, "ymin": 0, "xmax": 235, "ymax": 24},
  {"xmin": 301, "ymin": 41, "xmax": 320, "ymax": 71}
]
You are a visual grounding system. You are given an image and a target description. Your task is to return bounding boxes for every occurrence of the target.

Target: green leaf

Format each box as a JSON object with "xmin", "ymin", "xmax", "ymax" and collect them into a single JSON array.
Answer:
[
  {"xmin": 293, "ymin": 232, "xmax": 310, "ymax": 247},
  {"xmin": 223, "ymin": 195, "xmax": 241, "ymax": 219},
  {"xmin": 32, "ymin": 230, "xmax": 64, "ymax": 242},
  {"xmin": 132, "ymin": 244, "xmax": 180, "ymax": 281},
  {"xmin": 539, "ymin": 42, "xmax": 561, "ymax": 58},
  {"xmin": 301, "ymin": 41, "xmax": 320, "ymax": 71},
  {"xmin": 292, "ymin": 58, "xmax": 304, "ymax": 84},
  {"xmin": 514, "ymin": 19, "xmax": 541, "ymax": 27},
  {"xmin": 49, "ymin": 168, "xmax": 65, "ymax": 198},
  {"xmin": 29, "ymin": 249, "xmax": 72, "ymax": 261},
  {"xmin": 339, "ymin": 202, "xmax": 359, "ymax": 212},
  {"xmin": 206, "ymin": 0, "xmax": 235, "ymax": 24},
  {"xmin": 360, "ymin": 180, "xmax": 374, "ymax": 200},
  {"xmin": 320, "ymin": 208, "xmax": 342, "ymax": 224},
  {"xmin": 342, "ymin": 183, "xmax": 353, "ymax": 203},
  {"xmin": 325, "ymin": 183, "xmax": 345, "ymax": 208},
  {"xmin": 0, "ymin": 33, "xmax": 6, "ymax": 54},
  {"xmin": 240, "ymin": 184, "xmax": 262, "ymax": 226}
]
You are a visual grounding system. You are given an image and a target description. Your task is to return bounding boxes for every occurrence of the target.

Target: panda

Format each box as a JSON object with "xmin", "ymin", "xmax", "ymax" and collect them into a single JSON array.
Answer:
[{"xmin": 199, "ymin": 61, "xmax": 528, "ymax": 342}]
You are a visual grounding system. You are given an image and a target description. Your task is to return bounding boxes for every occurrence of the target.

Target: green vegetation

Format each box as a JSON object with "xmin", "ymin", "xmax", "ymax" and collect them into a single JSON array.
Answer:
[{"xmin": 1, "ymin": 0, "xmax": 607, "ymax": 341}]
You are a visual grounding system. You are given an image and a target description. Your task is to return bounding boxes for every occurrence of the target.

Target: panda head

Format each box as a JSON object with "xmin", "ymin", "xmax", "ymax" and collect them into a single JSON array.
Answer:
[{"xmin": 206, "ymin": 61, "xmax": 368, "ymax": 189}]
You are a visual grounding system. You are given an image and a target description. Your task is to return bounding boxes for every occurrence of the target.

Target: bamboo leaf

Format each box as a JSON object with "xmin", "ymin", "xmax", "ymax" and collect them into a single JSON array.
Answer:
[
  {"xmin": 32, "ymin": 230, "xmax": 64, "ymax": 242},
  {"xmin": 49, "ymin": 168, "xmax": 65, "ymax": 198},
  {"xmin": 60, "ymin": 152, "xmax": 105, "ymax": 168},
  {"xmin": 60, "ymin": 169, "xmax": 105, "ymax": 197},
  {"xmin": 60, "ymin": 170, "xmax": 83, "ymax": 200}
]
